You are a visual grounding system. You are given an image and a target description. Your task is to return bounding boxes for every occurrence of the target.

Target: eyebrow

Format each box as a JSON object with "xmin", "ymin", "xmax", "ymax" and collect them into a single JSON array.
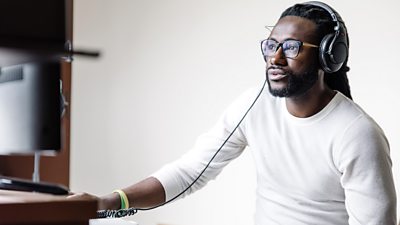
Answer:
[{"xmin": 266, "ymin": 38, "xmax": 302, "ymax": 43}]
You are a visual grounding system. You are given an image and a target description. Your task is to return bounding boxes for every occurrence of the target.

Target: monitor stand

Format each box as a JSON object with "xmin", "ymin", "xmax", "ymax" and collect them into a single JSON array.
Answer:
[{"xmin": 0, "ymin": 152, "xmax": 69, "ymax": 195}]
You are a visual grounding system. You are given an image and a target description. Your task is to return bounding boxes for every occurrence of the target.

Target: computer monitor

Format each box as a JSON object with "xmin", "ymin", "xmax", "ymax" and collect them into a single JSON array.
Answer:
[
  {"xmin": 0, "ymin": 0, "xmax": 68, "ymax": 155},
  {"xmin": 0, "ymin": 62, "xmax": 61, "ymax": 155}
]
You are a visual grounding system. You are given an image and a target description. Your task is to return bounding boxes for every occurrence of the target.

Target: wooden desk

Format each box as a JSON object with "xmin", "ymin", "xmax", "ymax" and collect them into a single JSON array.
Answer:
[{"xmin": 0, "ymin": 190, "xmax": 97, "ymax": 225}]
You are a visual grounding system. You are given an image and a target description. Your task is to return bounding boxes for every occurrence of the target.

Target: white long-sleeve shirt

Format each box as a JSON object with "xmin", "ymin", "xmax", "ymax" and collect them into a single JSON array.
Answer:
[{"xmin": 153, "ymin": 88, "xmax": 397, "ymax": 225}]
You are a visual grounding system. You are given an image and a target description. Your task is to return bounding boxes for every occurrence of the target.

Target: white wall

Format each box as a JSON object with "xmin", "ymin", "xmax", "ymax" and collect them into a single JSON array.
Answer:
[{"xmin": 71, "ymin": 0, "xmax": 400, "ymax": 224}]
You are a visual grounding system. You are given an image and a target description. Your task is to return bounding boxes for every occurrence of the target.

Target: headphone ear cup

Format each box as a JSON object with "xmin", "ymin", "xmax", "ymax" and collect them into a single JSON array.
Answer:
[
  {"xmin": 319, "ymin": 33, "xmax": 348, "ymax": 73},
  {"xmin": 319, "ymin": 33, "xmax": 335, "ymax": 73}
]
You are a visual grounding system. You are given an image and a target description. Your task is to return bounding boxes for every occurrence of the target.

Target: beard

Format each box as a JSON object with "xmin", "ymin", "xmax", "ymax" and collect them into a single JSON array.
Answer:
[{"xmin": 267, "ymin": 65, "xmax": 319, "ymax": 98}]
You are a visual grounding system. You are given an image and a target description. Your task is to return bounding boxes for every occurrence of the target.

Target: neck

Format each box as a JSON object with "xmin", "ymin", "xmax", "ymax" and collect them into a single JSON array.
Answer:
[{"xmin": 285, "ymin": 73, "xmax": 336, "ymax": 118}]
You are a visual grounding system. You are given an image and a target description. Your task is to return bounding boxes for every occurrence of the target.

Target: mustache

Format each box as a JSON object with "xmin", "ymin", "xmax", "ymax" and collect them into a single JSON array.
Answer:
[
  {"xmin": 267, "ymin": 65, "xmax": 290, "ymax": 74},
  {"xmin": 268, "ymin": 65, "xmax": 283, "ymax": 70}
]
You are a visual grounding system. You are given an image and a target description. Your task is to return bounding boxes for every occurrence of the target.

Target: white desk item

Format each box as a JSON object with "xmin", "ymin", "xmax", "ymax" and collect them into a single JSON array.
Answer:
[{"xmin": 90, "ymin": 218, "xmax": 138, "ymax": 225}]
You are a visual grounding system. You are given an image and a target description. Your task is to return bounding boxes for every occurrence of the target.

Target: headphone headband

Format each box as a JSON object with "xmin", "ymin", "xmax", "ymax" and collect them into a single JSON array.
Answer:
[
  {"xmin": 302, "ymin": 1, "xmax": 344, "ymax": 24},
  {"xmin": 300, "ymin": 1, "xmax": 348, "ymax": 73}
]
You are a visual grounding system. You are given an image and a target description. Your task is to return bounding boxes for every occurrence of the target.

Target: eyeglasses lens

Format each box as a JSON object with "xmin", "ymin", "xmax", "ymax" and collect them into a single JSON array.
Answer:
[{"xmin": 261, "ymin": 40, "xmax": 301, "ymax": 59}]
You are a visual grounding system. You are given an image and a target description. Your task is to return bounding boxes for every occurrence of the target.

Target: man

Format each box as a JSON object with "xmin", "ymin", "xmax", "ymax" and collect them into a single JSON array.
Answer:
[{"xmin": 73, "ymin": 2, "xmax": 397, "ymax": 224}]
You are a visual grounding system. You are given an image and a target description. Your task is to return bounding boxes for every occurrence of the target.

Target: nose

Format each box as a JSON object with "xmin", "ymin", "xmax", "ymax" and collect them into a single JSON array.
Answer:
[{"xmin": 270, "ymin": 47, "xmax": 287, "ymax": 66}]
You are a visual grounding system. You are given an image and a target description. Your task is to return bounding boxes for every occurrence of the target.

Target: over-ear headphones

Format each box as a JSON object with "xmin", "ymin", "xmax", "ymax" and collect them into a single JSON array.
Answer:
[{"xmin": 301, "ymin": 1, "xmax": 349, "ymax": 73}]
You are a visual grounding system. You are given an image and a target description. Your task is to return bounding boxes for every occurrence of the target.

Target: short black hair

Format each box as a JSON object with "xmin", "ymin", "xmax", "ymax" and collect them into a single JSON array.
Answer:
[{"xmin": 280, "ymin": 3, "xmax": 352, "ymax": 100}]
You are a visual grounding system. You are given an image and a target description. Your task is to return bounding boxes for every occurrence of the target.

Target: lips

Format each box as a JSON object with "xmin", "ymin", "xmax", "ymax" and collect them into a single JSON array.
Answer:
[{"xmin": 268, "ymin": 68, "xmax": 288, "ymax": 81}]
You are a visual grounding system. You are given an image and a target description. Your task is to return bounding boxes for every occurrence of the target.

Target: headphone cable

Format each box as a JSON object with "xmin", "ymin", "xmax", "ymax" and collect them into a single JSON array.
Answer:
[{"xmin": 97, "ymin": 78, "xmax": 267, "ymax": 218}]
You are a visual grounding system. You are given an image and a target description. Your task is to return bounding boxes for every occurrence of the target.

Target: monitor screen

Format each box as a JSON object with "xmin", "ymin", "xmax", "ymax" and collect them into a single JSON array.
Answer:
[
  {"xmin": 0, "ymin": 62, "xmax": 61, "ymax": 154},
  {"xmin": 0, "ymin": 0, "xmax": 67, "ymax": 155},
  {"xmin": 0, "ymin": 62, "xmax": 61, "ymax": 155}
]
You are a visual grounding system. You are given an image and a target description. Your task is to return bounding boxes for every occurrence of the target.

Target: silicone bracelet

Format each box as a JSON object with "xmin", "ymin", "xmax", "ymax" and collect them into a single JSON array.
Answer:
[{"xmin": 113, "ymin": 189, "xmax": 129, "ymax": 209}]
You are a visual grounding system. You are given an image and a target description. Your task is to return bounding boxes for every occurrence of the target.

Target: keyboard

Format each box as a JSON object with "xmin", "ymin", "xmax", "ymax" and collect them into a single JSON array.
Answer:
[{"xmin": 0, "ymin": 176, "xmax": 69, "ymax": 195}]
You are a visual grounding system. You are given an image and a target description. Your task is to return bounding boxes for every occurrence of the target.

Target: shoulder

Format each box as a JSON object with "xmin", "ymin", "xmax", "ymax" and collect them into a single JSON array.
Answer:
[
  {"xmin": 334, "ymin": 93, "xmax": 386, "ymax": 139},
  {"xmin": 329, "ymin": 93, "xmax": 382, "ymax": 133}
]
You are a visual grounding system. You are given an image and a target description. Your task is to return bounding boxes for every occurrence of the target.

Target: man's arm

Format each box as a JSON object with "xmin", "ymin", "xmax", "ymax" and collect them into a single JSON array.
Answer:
[
  {"xmin": 71, "ymin": 88, "xmax": 257, "ymax": 210},
  {"xmin": 336, "ymin": 116, "xmax": 397, "ymax": 225},
  {"xmin": 99, "ymin": 177, "xmax": 165, "ymax": 210}
]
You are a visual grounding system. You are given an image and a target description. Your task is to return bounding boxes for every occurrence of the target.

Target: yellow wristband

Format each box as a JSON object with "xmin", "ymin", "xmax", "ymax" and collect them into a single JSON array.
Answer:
[{"xmin": 113, "ymin": 189, "xmax": 129, "ymax": 209}]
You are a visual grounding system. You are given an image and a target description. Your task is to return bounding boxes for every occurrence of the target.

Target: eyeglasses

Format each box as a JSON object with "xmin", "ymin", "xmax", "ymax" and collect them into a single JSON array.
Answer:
[{"xmin": 260, "ymin": 39, "xmax": 319, "ymax": 59}]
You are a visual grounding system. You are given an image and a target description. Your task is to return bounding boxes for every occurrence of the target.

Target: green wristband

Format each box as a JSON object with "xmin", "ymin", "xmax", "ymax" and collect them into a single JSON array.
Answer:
[{"xmin": 113, "ymin": 189, "xmax": 129, "ymax": 209}]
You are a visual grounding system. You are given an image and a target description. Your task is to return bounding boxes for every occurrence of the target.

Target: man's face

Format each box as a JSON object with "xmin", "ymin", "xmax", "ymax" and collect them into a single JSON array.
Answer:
[{"xmin": 265, "ymin": 16, "xmax": 320, "ymax": 98}]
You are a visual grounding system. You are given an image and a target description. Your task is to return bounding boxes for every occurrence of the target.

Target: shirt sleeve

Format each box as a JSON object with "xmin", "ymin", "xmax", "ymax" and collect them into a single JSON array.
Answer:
[
  {"xmin": 152, "ymin": 88, "xmax": 259, "ymax": 202},
  {"xmin": 335, "ymin": 115, "xmax": 397, "ymax": 225}
]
